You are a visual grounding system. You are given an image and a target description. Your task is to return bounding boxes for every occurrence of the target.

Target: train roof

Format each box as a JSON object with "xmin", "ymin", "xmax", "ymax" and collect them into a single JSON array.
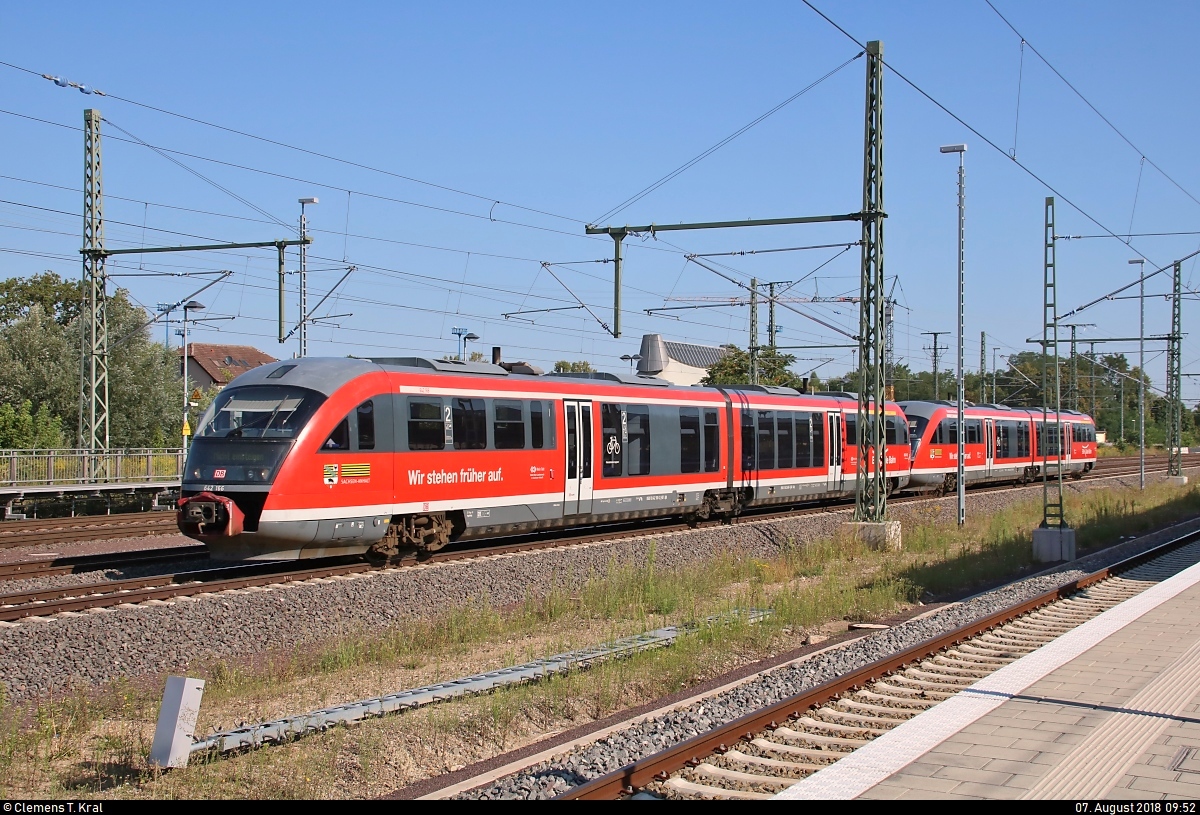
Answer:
[
  {"xmin": 224, "ymin": 356, "xmax": 905, "ymax": 410},
  {"xmin": 898, "ymin": 400, "xmax": 1094, "ymax": 422}
]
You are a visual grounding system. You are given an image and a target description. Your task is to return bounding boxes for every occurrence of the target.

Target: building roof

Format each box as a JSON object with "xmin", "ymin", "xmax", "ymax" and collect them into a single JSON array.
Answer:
[
  {"xmin": 663, "ymin": 339, "xmax": 730, "ymax": 369},
  {"xmin": 180, "ymin": 343, "xmax": 278, "ymax": 385},
  {"xmin": 636, "ymin": 333, "xmax": 730, "ymax": 375}
]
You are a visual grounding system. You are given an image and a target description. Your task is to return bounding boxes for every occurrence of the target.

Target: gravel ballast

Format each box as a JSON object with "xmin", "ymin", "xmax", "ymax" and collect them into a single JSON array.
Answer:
[{"xmin": 0, "ymin": 470, "xmax": 1191, "ymax": 705}]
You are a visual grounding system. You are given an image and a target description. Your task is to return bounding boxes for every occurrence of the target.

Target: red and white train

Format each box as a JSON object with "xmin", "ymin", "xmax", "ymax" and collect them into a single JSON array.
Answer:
[
  {"xmin": 901, "ymin": 400, "xmax": 1097, "ymax": 491},
  {"xmin": 177, "ymin": 356, "xmax": 913, "ymax": 561}
]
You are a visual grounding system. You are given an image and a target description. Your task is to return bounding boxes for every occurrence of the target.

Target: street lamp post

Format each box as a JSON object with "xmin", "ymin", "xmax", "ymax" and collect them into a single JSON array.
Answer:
[
  {"xmin": 620, "ymin": 353, "xmax": 642, "ymax": 371},
  {"xmin": 298, "ymin": 197, "xmax": 318, "ymax": 358},
  {"xmin": 1130, "ymin": 258, "xmax": 1145, "ymax": 489},
  {"xmin": 181, "ymin": 300, "xmax": 205, "ymax": 448},
  {"xmin": 464, "ymin": 332, "xmax": 479, "ymax": 360},
  {"xmin": 942, "ymin": 143, "xmax": 967, "ymax": 526}
]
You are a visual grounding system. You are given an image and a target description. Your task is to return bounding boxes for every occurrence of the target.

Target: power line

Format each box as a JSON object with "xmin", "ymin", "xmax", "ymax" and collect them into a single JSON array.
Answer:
[
  {"xmin": 0, "ymin": 58, "xmax": 585, "ymax": 227},
  {"xmin": 982, "ymin": 0, "xmax": 1200, "ymax": 214},
  {"xmin": 799, "ymin": 0, "xmax": 1159, "ymax": 267},
  {"xmin": 591, "ymin": 51, "xmax": 863, "ymax": 224}
]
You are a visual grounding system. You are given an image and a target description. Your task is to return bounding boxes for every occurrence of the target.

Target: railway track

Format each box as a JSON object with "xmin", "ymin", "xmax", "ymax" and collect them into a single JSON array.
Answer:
[
  {"xmin": 553, "ymin": 528, "xmax": 1200, "ymax": 799},
  {"xmin": 0, "ymin": 453, "xmax": 1177, "ymax": 556},
  {"xmin": 0, "ymin": 512, "xmax": 178, "ymax": 549},
  {"xmin": 0, "ymin": 457, "xmax": 1190, "ymax": 623},
  {"xmin": 0, "ymin": 545, "xmax": 208, "ymax": 582}
]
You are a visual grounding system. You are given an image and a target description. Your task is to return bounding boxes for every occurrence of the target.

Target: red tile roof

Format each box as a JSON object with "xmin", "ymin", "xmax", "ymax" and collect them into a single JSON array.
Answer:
[{"xmin": 179, "ymin": 343, "xmax": 278, "ymax": 385}]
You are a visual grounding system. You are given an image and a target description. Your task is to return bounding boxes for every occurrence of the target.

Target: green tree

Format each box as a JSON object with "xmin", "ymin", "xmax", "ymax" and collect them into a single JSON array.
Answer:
[
  {"xmin": 701, "ymin": 345, "xmax": 806, "ymax": 389},
  {"xmin": 553, "ymin": 360, "xmax": 594, "ymax": 373},
  {"xmin": 0, "ymin": 400, "xmax": 65, "ymax": 448},
  {"xmin": 0, "ymin": 272, "xmax": 180, "ymax": 447},
  {"xmin": 0, "ymin": 271, "xmax": 85, "ymax": 326}
]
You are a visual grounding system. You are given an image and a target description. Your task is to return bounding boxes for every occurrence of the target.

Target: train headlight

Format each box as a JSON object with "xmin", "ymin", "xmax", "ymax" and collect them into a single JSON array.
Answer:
[
  {"xmin": 258, "ymin": 468, "xmax": 271, "ymax": 480},
  {"xmin": 190, "ymin": 468, "xmax": 202, "ymax": 479}
]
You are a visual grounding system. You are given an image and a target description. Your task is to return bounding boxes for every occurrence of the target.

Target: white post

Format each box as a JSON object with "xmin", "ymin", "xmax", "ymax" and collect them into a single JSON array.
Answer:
[{"xmin": 149, "ymin": 676, "xmax": 205, "ymax": 768}]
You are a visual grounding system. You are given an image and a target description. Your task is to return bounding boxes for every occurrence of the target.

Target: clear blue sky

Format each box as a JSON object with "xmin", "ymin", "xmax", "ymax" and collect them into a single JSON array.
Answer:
[{"xmin": 3, "ymin": 1, "xmax": 1198, "ymax": 401}]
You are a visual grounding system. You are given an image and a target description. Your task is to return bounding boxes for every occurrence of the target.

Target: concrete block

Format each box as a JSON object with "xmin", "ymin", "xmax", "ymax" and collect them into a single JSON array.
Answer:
[
  {"xmin": 1167, "ymin": 475, "xmax": 1190, "ymax": 487},
  {"xmin": 149, "ymin": 676, "xmax": 205, "ymax": 768},
  {"xmin": 1032, "ymin": 527, "xmax": 1076, "ymax": 562},
  {"xmin": 846, "ymin": 520, "xmax": 902, "ymax": 551}
]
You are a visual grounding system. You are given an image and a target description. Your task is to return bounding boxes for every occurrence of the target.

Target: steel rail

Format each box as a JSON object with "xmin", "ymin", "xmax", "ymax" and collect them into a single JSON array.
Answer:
[
  {"xmin": 0, "ymin": 544, "xmax": 207, "ymax": 581},
  {"xmin": 555, "ymin": 524, "xmax": 1200, "ymax": 799},
  {"xmin": 0, "ymin": 513, "xmax": 177, "ymax": 548}
]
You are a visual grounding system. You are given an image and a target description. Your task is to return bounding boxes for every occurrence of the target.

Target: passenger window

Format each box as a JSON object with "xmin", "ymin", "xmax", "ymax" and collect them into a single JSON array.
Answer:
[
  {"xmin": 531, "ymin": 401, "xmax": 545, "ymax": 449},
  {"xmin": 452, "ymin": 398, "xmax": 487, "ymax": 450},
  {"xmin": 758, "ymin": 411, "xmax": 775, "ymax": 470},
  {"xmin": 627, "ymin": 404, "xmax": 651, "ymax": 475},
  {"xmin": 323, "ymin": 418, "xmax": 349, "ymax": 450},
  {"xmin": 601, "ymin": 403, "xmax": 623, "ymax": 477},
  {"xmin": 845, "ymin": 415, "xmax": 857, "ymax": 446},
  {"xmin": 795, "ymin": 414, "xmax": 812, "ymax": 467},
  {"xmin": 356, "ymin": 400, "xmax": 375, "ymax": 450},
  {"xmin": 680, "ymin": 407, "xmax": 701, "ymax": 474},
  {"xmin": 407, "ymin": 398, "xmax": 444, "ymax": 450},
  {"xmin": 741, "ymin": 410, "xmax": 756, "ymax": 470},
  {"xmin": 703, "ymin": 409, "xmax": 721, "ymax": 473},
  {"xmin": 778, "ymin": 413, "xmax": 793, "ymax": 469},
  {"xmin": 811, "ymin": 412, "xmax": 825, "ymax": 467},
  {"xmin": 494, "ymin": 400, "xmax": 524, "ymax": 450}
]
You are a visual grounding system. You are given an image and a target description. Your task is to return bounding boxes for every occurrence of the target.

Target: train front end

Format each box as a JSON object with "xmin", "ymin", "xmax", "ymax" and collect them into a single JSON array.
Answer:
[{"xmin": 177, "ymin": 358, "xmax": 387, "ymax": 561}]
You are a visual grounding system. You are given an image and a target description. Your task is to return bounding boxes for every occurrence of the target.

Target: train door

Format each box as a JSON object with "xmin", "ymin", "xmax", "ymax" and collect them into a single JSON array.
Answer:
[
  {"xmin": 1062, "ymin": 422, "xmax": 1072, "ymax": 468},
  {"xmin": 985, "ymin": 418, "xmax": 995, "ymax": 479},
  {"xmin": 562, "ymin": 400, "xmax": 593, "ymax": 515},
  {"xmin": 827, "ymin": 412, "xmax": 843, "ymax": 491}
]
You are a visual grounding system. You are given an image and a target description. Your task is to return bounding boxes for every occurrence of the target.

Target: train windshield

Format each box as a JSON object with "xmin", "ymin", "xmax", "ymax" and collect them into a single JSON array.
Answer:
[
  {"xmin": 908, "ymin": 415, "xmax": 929, "ymax": 456},
  {"xmin": 195, "ymin": 386, "xmax": 327, "ymax": 439}
]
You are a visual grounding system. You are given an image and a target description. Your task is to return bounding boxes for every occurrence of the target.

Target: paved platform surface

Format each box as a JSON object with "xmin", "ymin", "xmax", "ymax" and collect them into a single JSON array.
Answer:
[{"xmin": 778, "ymin": 546, "xmax": 1200, "ymax": 800}]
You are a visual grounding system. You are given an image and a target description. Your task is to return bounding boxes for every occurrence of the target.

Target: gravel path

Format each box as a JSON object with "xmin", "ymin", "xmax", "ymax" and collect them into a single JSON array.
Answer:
[{"xmin": 0, "ymin": 470, "xmax": 1189, "ymax": 705}]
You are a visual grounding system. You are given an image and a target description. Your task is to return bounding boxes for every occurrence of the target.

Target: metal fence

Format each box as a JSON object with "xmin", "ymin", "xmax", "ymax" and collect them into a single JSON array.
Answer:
[{"xmin": 0, "ymin": 449, "xmax": 185, "ymax": 487}]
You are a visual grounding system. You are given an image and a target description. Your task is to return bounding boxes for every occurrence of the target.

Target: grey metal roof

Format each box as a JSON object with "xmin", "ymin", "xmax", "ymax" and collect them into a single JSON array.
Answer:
[{"xmin": 663, "ymin": 340, "xmax": 730, "ymax": 369}]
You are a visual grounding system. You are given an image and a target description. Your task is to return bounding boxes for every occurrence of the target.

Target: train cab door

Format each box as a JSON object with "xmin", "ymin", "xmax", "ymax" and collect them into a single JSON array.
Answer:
[
  {"xmin": 563, "ymin": 400, "xmax": 593, "ymax": 516},
  {"xmin": 985, "ymin": 418, "xmax": 995, "ymax": 478},
  {"xmin": 827, "ymin": 412, "xmax": 844, "ymax": 491}
]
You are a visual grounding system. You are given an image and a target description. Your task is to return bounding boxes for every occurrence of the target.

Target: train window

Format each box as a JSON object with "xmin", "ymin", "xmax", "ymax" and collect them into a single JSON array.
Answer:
[
  {"xmin": 356, "ymin": 400, "xmax": 375, "ymax": 450},
  {"xmin": 795, "ymin": 414, "xmax": 812, "ymax": 467},
  {"xmin": 195, "ymin": 385, "xmax": 326, "ymax": 439},
  {"xmin": 965, "ymin": 419, "xmax": 982, "ymax": 445},
  {"xmin": 844, "ymin": 415, "xmax": 857, "ymax": 445},
  {"xmin": 531, "ymin": 401, "xmax": 545, "ymax": 449},
  {"xmin": 452, "ymin": 398, "xmax": 487, "ymax": 450},
  {"xmin": 811, "ymin": 413, "xmax": 825, "ymax": 467},
  {"xmin": 777, "ymin": 413, "xmax": 794, "ymax": 469},
  {"xmin": 627, "ymin": 405, "xmax": 651, "ymax": 476},
  {"xmin": 566, "ymin": 407, "xmax": 578, "ymax": 479},
  {"xmin": 885, "ymin": 416, "xmax": 898, "ymax": 445},
  {"xmin": 703, "ymin": 409, "xmax": 720, "ymax": 473},
  {"xmin": 323, "ymin": 418, "xmax": 349, "ymax": 450},
  {"xmin": 758, "ymin": 411, "xmax": 776, "ymax": 470},
  {"xmin": 601, "ymin": 403, "xmax": 623, "ymax": 477},
  {"xmin": 741, "ymin": 410, "xmax": 756, "ymax": 470},
  {"xmin": 933, "ymin": 419, "xmax": 958, "ymax": 445},
  {"xmin": 581, "ymin": 404, "xmax": 592, "ymax": 478},
  {"xmin": 1017, "ymin": 422, "xmax": 1030, "ymax": 458},
  {"xmin": 494, "ymin": 400, "xmax": 525, "ymax": 450},
  {"xmin": 407, "ymin": 398, "xmax": 444, "ymax": 450},
  {"xmin": 679, "ymin": 407, "xmax": 701, "ymax": 474}
]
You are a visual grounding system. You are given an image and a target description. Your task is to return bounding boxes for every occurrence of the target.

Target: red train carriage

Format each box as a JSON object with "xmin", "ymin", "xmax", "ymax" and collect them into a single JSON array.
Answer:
[
  {"xmin": 902, "ymin": 400, "xmax": 1097, "ymax": 492},
  {"xmin": 177, "ymin": 356, "xmax": 911, "ymax": 561}
]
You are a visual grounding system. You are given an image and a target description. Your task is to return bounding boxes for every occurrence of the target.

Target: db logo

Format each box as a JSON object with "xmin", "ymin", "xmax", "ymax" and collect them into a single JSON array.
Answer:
[{"xmin": 214, "ymin": 469, "xmax": 227, "ymax": 479}]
